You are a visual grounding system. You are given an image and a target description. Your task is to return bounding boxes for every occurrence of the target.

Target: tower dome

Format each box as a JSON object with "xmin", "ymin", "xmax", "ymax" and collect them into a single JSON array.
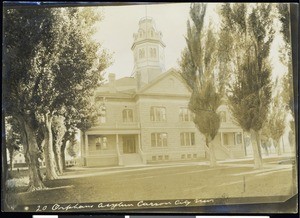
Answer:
[{"xmin": 131, "ymin": 17, "xmax": 166, "ymax": 86}]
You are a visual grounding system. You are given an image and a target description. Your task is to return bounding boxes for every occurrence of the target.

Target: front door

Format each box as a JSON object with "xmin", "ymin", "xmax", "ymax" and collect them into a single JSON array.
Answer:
[{"xmin": 123, "ymin": 136, "xmax": 136, "ymax": 154}]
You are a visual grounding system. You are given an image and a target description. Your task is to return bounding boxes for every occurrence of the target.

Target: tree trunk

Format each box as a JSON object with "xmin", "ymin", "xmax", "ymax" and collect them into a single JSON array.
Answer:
[
  {"xmin": 208, "ymin": 142, "xmax": 217, "ymax": 167},
  {"xmin": 20, "ymin": 117, "xmax": 45, "ymax": 191},
  {"xmin": 206, "ymin": 136, "xmax": 217, "ymax": 167},
  {"xmin": 250, "ymin": 129, "xmax": 263, "ymax": 169},
  {"xmin": 54, "ymin": 141, "xmax": 63, "ymax": 175},
  {"xmin": 276, "ymin": 139, "xmax": 282, "ymax": 156},
  {"xmin": 43, "ymin": 113, "xmax": 58, "ymax": 180},
  {"xmin": 61, "ymin": 138, "xmax": 67, "ymax": 170}
]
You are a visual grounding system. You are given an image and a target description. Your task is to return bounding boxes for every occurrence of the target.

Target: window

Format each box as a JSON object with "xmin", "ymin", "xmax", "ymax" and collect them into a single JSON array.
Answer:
[
  {"xmin": 150, "ymin": 48, "xmax": 156, "ymax": 58},
  {"xmin": 164, "ymin": 155, "xmax": 169, "ymax": 160},
  {"xmin": 95, "ymin": 136, "xmax": 107, "ymax": 150},
  {"xmin": 223, "ymin": 133, "xmax": 229, "ymax": 146},
  {"xmin": 187, "ymin": 154, "xmax": 192, "ymax": 159},
  {"xmin": 139, "ymin": 30, "xmax": 144, "ymax": 38},
  {"xmin": 179, "ymin": 107, "xmax": 193, "ymax": 122},
  {"xmin": 139, "ymin": 48, "xmax": 145, "ymax": 58},
  {"xmin": 123, "ymin": 109, "xmax": 133, "ymax": 122},
  {"xmin": 151, "ymin": 133, "xmax": 168, "ymax": 147},
  {"xmin": 220, "ymin": 111, "xmax": 226, "ymax": 122},
  {"xmin": 152, "ymin": 156, "xmax": 157, "ymax": 161},
  {"xmin": 181, "ymin": 154, "xmax": 186, "ymax": 159},
  {"xmin": 150, "ymin": 107, "xmax": 166, "ymax": 122},
  {"xmin": 96, "ymin": 137, "xmax": 102, "ymax": 150},
  {"xmin": 193, "ymin": 154, "xmax": 197, "ymax": 159},
  {"xmin": 98, "ymin": 103, "xmax": 106, "ymax": 123},
  {"xmin": 180, "ymin": 132, "xmax": 195, "ymax": 146},
  {"xmin": 235, "ymin": 133, "xmax": 242, "ymax": 145},
  {"xmin": 158, "ymin": 155, "xmax": 163, "ymax": 161}
]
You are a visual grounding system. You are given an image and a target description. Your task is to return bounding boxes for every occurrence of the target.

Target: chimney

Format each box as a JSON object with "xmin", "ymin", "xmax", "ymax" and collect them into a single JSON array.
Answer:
[{"xmin": 108, "ymin": 73, "xmax": 116, "ymax": 93}]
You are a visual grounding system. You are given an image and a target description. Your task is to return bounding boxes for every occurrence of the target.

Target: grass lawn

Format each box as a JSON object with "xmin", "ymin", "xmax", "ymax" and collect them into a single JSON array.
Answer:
[{"xmin": 12, "ymin": 158, "xmax": 295, "ymax": 208}]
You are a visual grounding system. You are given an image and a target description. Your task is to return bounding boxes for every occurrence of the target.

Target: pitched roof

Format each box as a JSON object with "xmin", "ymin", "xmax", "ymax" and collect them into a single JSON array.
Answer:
[
  {"xmin": 95, "ymin": 68, "xmax": 191, "ymax": 98},
  {"xmin": 137, "ymin": 68, "xmax": 192, "ymax": 94}
]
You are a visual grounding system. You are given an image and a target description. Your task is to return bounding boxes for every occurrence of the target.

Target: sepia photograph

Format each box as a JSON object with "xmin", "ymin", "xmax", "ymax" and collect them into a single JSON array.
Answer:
[{"xmin": 2, "ymin": 2, "xmax": 298, "ymax": 213}]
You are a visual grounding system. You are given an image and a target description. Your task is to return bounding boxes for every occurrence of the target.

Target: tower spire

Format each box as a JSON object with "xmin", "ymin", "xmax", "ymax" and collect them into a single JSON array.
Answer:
[
  {"xmin": 145, "ymin": 5, "xmax": 147, "ymax": 18},
  {"xmin": 131, "ymin": 16, "xmax": 166, "ymax": 86}
]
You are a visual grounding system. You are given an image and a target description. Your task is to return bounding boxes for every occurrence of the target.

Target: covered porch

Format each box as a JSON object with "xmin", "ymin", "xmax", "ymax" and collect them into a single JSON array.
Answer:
[
  {"xmin": 81, "ymin": 129, "xmax": 145, "ymax": 167},
  {"xmin": 213, "ymin": 130, "xmax": 246, "ymax": 160}
]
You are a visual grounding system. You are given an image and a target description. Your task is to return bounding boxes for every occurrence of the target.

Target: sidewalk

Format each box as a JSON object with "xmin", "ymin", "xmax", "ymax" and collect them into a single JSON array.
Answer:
[{"xmin": 61, "ymin": 154, "xmax": 295, "ymax": 179}]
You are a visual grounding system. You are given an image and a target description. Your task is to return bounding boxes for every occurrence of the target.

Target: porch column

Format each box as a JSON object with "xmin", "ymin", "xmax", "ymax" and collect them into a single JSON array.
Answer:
[
  {"xmin": 116, "ymin": 134, "xmax": 123, "ymax": 165},
  {"xmin": 138, "ymin": 134, "xmax": 141, "ymax": 150},
  {"xmin": 220, "ymin": 131, "xmax": 224, "ymax": 147}
]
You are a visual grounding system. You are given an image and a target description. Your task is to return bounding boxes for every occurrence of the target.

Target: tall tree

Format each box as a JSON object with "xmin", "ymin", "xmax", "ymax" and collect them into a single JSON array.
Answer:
[
  {"xmin": 262, "ymin": 91, "xmax": 286, "ymax": 155},
  {"xmin": 4, "ymin": 8, "xmax": 55, "ymax": 190},
  {"xmin": 52, "ymin": 116, "xmax": 66, "ymax": 175},
  {"xmin": 180, "ymin": 3, "xmax": 221, "ymax": 167},
  {"xmin": 277, "ymin": 4, "xmax": 293, "ymax": 113},
  {"xmin": 30, "ymin": 8, "xmax": 110, "ymax": 180},
  {"xmin": 3, "ymin": 7, "xmax": 110, "ymax": 189},
  {"xmin": 277, "ymin": 4, "xmax": 295, "ymax": 150},
  {"xmin": 220, "ymin": 3, "xmax": 274, "ymax": 168}
]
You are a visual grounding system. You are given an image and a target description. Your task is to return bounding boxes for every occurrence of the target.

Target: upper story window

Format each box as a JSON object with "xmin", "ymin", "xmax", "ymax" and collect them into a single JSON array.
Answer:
[
  {"xmin": 219, "ymin": 111, "xmax": 226, "ymax": 122},
  {"xmin": 123, "ymin": 109, "xmax": 133, "ymax": 122},
  {"xmin": 223, "ymin": 133, "xmax": 229, "ymax": 145},
  {"xmin": 150, "ymin": 48, "xmax": 156, "ymax": 58},
  {"xmin": 139, "ymin": 48, "xmax": 145, "ymax": 59},
  {"xmin": 98, "ymin": 103, "xmax": 106, "ymax": 123},
  {"xmin": 179, "ymin": 107, "xmax": 193, "ymax": 122},
  {"xmin": 234, "ymin": 133, "xmax": 242, "ymax": 145},
  {"xmin": 139, "ymin": 30, "xmax": 144, "ymax": 38},
  {"xmin": 150, "ymin": 107, "xmax": 166, "ymax": 122},
  {"xmin": 151, "ymin": 133, "xmax": 168, "ymax": 147},
  {"xmin": 180, "ymin": 132, "xmax": 195, "ymax": 146}
]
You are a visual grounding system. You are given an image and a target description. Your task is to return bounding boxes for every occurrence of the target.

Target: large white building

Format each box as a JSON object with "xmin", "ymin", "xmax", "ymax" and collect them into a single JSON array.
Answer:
[{"xmin": 81, "ymin": 17, "xmax": 246, "ymax": 167}]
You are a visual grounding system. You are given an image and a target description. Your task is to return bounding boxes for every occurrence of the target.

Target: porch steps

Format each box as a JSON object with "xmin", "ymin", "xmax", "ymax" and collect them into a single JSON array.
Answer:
[{"xmin": 121, "ymin": 154, "xmax": 144, "ymax": 166}]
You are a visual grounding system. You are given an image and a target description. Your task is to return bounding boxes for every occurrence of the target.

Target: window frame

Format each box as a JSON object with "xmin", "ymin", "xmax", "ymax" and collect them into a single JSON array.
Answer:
[
  {"xmin": 151, "ymin": 132, "xmax": 168, "ymax": 147},
  {"xmin": 179, "ymin": 107, "xmax": 193, "ymax": 122},
  {"xmin": 180, "ymin": 132, "xmax": 195, "ymax": 146},
  {"xmin": 122, "ymin": 109, "xmax": 133, "ymax": 122},
  {"xmin": 219, "ymin": 111, "xmax": 227, "ymax": 122},
  {"xmin": 150, "ymin": 106, "xmax": 166, "ymax": 122}
]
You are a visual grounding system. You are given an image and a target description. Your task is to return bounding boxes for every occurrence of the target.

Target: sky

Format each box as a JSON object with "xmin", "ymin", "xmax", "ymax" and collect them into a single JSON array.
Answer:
[{"xmin": 93, "ymin": 3, "xmax": 287, "ymax": 81}]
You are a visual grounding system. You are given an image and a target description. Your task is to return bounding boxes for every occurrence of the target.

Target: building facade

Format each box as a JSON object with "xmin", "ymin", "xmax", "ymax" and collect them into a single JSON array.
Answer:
[{"xmin": 81, "ymin": 18, "xmax": 245, "ymax": 167}]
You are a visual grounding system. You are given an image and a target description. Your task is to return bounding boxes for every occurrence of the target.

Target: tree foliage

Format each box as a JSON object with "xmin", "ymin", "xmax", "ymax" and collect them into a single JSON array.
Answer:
[
  {"xmin": 220, "ymin": 3, "xmax": 274, "ymax": 168},
  {"xmin": 180, "ymin": 3, "xmax": 221, "ymax": 167},
  {"xmin": 3, "ymin": 7, "xmax": 111, "ymax": 189},
  {"xmin": 277, "ymin": 4, "xmax": 294, "ymax": 118}
]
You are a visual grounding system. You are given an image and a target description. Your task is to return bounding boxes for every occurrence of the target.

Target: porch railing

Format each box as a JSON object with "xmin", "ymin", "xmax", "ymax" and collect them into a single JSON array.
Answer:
[{"xmin": 91, "ymin": 122, "xmax": 141, "ymax": 129}]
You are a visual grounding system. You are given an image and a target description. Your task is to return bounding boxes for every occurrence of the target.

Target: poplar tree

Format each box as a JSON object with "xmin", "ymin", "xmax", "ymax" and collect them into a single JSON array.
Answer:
[
  {"xmin": 180, "ymin": 3, "xmax": 221, "ymax": 167},
  {"xmin": 220, "ymin": 3, "xmax": 274, "ymax": 168}
]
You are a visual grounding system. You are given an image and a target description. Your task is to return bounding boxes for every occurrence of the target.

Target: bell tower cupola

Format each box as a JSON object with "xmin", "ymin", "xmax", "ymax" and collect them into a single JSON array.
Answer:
[{"xmin": 131, "ymin": 17, "xmax": 166, "ymax": 86}]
